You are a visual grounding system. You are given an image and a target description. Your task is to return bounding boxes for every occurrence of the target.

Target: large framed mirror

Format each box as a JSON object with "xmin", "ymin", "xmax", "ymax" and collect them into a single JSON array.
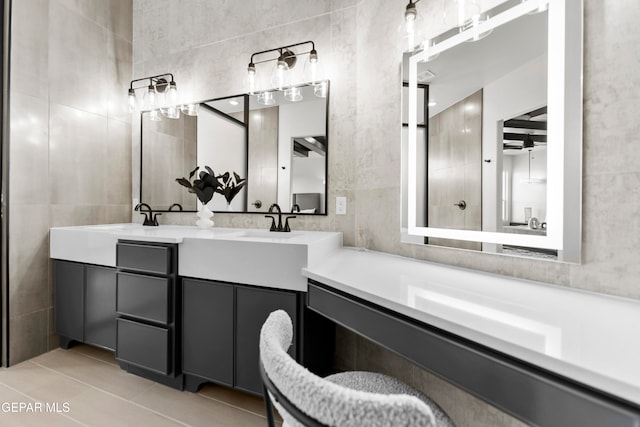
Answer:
[
  {"xmin": 402, "ymin": 0, "xmax": 582, "ymax": 261},
  {"xmin": 141, "ymin": 82, "xmax": 329, "ymax": 214}
]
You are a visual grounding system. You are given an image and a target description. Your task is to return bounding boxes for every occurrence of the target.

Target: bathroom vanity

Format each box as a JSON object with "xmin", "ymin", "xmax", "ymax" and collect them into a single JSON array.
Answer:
[
  {"xmin": 50, "ymin": 223, "xmax": 640, "ymax": 425},
  {"xmin": 303, "ymin": 248, "xmax": 640, "ymax": 426},
  {"xmin": 50, "ymin": 223, "xmax": 341, "ymax": 394}
]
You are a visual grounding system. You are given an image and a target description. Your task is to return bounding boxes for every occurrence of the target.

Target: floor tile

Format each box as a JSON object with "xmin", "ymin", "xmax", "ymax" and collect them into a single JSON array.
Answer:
[
  {"xmin": 0, "ymin": 383, "xmax": 82, "ymax": 426},
  {"xmin": 133, "ymin": 383, "xmax": 267, "ymax": 427},
  {"xmin": 3, "ymin": 345, "xmax": 283, "ymax": 426},
  {"xmin": 66, "ymin": 388, "xmax": 184, "ymax": 427},
  {"xmin": 0, "ymin": 361, "xmax": 90, "ymax": 402},
  {"xmin": 197, "ymin": 384, "xmax": 267, "ymax": 417},
  {"xmin": 68, "ymin": 344, "xmax": 118, "ymax": 366},
  {"xmin": 30, "ymin": 349, "xmax": 154, "ymax": 400}
]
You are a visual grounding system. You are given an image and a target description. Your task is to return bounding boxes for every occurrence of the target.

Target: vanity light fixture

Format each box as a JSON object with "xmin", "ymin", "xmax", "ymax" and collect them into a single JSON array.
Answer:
[
  {"xmin": 402, "ymin": 0, "xmax": 424, "ymax": 52},
  {"xmin": 128, "ymin": 73, "xmax": 190, "ymax": 120},
  {"xmin": 246, "ymin": 40, "xmax": 323, "ymax": 105},
  {"xmin": 405, "ymin": 0, "xmax": 419, "ymax": 22}
]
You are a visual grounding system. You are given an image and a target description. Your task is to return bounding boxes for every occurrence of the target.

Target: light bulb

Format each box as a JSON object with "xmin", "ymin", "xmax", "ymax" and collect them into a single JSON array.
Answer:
[
  {"xmin": 167, "ymin": 81, "xmax": 178, "ymax": 106},
  {"xmin": 405, "ymin": 1, "xmax": 417, "ymax": 22},
  {"xmin": 303, "ymin": 55, "xmax": 323, "ymax": 85},
  {"xmin": 399, "ymin": 1, "xmax": 424, "ymax": 52},
  {"xmin": 143, "ymin": 84, "xmax": 156, "ymax": 110},
  {"xmin": 245, "ymin": 62, "xmax": 257, "ymax": 94},
  {"xmin": 128, "ymin": 88, "xmax": 136, "ymax": 112},
  {"xmin": 284, "ymin": 86, "xmax": 303, "ymax": 102},
  {"xmin": 270, "ymin": 53, "xmax": 290, "ymax": 90}
]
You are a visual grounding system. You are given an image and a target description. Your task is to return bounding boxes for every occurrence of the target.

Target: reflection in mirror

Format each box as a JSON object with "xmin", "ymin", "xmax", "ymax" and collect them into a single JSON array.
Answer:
[
  {"xmin": 141, "ymin": 82, "xmax": 328, "ymax": 214},
  {"xmin": 402, "ymin": 0, "xmax": 582, "ymax": 262}
]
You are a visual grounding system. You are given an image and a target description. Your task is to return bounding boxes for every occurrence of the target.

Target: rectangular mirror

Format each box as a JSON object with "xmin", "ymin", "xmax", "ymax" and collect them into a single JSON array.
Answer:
[
  {"xmin": 141, "ymin": 82, "xmax": 329, "ymax": 214},
  {"xmin": 402, "ymin": 0, "xmax": 582, "ymax": 261}
]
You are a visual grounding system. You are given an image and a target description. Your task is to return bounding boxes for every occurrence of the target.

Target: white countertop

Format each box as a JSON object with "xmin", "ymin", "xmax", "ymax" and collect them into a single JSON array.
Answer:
[
  {"xmin": 302, "ymin": 247, "xmax": 640, "ymax": 406},
  {"xmin": 50, "ymin": 223, "xmax": 342, "ymax": 291}
]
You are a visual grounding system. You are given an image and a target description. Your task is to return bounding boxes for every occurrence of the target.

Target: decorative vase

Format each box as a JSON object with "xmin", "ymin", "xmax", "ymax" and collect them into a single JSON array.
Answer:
[{"xmin": 196, "ymin": 204, "xmax": 214, "ymax": 228}]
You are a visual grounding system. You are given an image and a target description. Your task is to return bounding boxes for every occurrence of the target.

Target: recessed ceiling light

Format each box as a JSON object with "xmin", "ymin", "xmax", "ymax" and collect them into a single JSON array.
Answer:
[
  {"xmin": 428, "ymin": 100, "xmax": 437, "ymax": 107},
  {"xmin": 229, "ymin": 100, "xmax": 239, "ymax": 106}
]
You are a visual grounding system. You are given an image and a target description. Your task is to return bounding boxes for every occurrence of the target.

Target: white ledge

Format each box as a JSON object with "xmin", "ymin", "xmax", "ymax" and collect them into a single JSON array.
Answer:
[{"xmin": 302, "ymin": 247, "xmax": 640, "ymax": 406}]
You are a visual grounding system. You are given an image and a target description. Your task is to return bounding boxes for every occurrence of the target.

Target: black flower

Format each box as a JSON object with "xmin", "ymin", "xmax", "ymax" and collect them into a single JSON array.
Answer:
[{"xmin": 176, "ymin": 166, "xmax": 222, "ymax": 205}]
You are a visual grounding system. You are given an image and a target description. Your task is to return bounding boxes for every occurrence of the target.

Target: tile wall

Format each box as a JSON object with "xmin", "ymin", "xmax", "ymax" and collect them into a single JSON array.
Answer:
[
  {"xmin": 130, "ymin": 0, "xmax": 639, "ymax": 425},
  {"xmin": 8, "ymin": 0, "xmax": 132, "ymax": 364},
  {"xmin": 134, "ymin": 0, "xmax": 640, "ymax": 299}
]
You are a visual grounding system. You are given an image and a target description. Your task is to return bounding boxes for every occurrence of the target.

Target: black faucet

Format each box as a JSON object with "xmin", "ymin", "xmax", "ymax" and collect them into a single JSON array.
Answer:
[
  {"xmin": 135, "ymin": 203, "xmax": 161, "ymax": 226},
  {"xmin": 291, "ymin": 204, "xmax": 301, "ymax": 213},
  {"xmin": 265, "ymin": 203, "xmax": 296, "ymax": 232},
  {"xmin": 168, "ymin": 203, "xmax": 183, "ymax": 212}
]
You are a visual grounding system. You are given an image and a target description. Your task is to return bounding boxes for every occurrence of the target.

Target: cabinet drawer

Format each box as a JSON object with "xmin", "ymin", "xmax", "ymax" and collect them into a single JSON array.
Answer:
[
  {"xmin": 117, "ymin": 272, "xmax": 171, "ymax": 324},
  {"xmin": 116, "ymin": 242, "xmax": 173, "ymax": 275},
  {"xmin": 117, "ymin": 318, "xmax": 170, "ymax": 375}
]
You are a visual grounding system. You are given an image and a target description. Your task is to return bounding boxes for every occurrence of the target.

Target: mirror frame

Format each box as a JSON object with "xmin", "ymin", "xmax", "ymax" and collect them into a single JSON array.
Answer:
[
  {"xmin": 139, "ymin": 82, "xmax": 330, "ymax": 215},
  {"xmin": 405, "ymin": 0, "xmax": 582, "ymax": 259}
]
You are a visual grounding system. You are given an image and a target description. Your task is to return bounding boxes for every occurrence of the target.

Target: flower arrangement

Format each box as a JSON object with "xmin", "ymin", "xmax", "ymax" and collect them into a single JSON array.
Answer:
[
  {"xmin": 176, "ymin": 167, "xmax": 247, "ymax": 206},
  {"xmin": 217, "ymin": 171, "xmax": 247, "ymax": 205},
  {"xmin": 176, "ymin": 166, "xmax": 221, "ymax": 205}
]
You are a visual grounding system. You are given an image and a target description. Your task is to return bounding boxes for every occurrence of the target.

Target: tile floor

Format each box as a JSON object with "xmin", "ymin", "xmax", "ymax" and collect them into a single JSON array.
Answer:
[{"xmin": 0, "ymin": 344, "xmax": 280, "ymax": 426}]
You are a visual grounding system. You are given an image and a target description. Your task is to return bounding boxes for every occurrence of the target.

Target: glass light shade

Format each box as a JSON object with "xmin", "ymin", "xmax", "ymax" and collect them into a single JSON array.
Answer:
[
  {"xmin": 257, "ymin": 91, "xmax": 276, "ymax": 106},
  {"xmin": 399, "ymin": 11, "xmax": 425, "ymax": 52},
  {"xmin": 244, "ymin": 68, "xmax": 257, "ymax": 94},
  {"xmin": 443, "ymin": 0, "xmax": 481, "ymax": 29},
  {"xmin": 147, "ymin": 109, "xmax": 161, "ymax": 121},
  {"xmin": 161, "ymin": 106, "xmax": 181, "ymax": 119},
  {"xmin": 143, "ymin": 85, "xmax": 157, "ymax": 110},
  {"xmin": 270, "ymin": 61, "xmax": 290, "ymax": 90},
  {"xmin": 128, "ymin": 89, "xmax": 136, "ymax": 112},
  {"xmin": 284, "ymin": 86, "xmax": 303, "ymax": 102},
  {"xmin": 181, "ymin": 103, "xmax": 199, "ymax": 116},
  {"xmin": 303, "ymin": 56, "xmax": 324, "ymax": 85},
  {"xmin": 313, "ymin": 81, "xmax": 328, "ymax": 98},
  {"xmin": 167, "ymin": 81, "xmax": 179, "ymax": 106}
]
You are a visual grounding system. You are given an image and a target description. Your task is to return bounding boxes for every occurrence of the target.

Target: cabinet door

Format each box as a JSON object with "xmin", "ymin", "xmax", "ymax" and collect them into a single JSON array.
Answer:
[
  {"xmin": 182, "ymin": 279, "xmax": 234, "ymax": 386},
  {"xmin": 85, "ymin": 266, "xmax": 116, "ymax": 351},
  {"xmin": 54, "ymin": 260, "xmax": 84, "ymax": 342},
  {"xmin": 235, "ymin": 286, "xmax": 297, "ymax": 395}
]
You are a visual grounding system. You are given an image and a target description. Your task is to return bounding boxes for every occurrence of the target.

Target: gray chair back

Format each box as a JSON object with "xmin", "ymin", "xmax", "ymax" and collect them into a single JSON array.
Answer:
[{"xmin": 259, "ymin": 310, "xmax": 438, "ymax": 427}]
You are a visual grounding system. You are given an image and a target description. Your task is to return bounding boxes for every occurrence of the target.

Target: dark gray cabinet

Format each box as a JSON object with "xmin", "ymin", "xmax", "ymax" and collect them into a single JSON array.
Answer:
[
  {"xmin": 54, "ymin": 260, "xmax": 116, "ymax": 351},
  {"xmin": 54, "ymin": 260, "xmax": 85, "ymax": 345},
  {"xmin": 235, "ymin": 286, "xmax": 297, "ymax": 394},
  {"xmin": 84, "ymin": 266, "xmax": 117, "ymax": 350},
  {"xmin": 182, "ymin": 279, "xmax": 234, "ymax": 387},
  {"xmin": 182, "ymin": 278, "xmax": 299, "ymax": 396},
  {"xmin": 115, "ymin": 240, "xmax": 181, "ymax": 389}
]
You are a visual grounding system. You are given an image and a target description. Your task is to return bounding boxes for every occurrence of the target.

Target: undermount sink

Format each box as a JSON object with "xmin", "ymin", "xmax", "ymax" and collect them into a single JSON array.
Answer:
[
  {"xmin": 83, "ymin": 223, "xmax": 141, "ymax": 231},
  {"xmin": 234, "ymin": 230, "xmax": 303, "ymax": 240}
]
